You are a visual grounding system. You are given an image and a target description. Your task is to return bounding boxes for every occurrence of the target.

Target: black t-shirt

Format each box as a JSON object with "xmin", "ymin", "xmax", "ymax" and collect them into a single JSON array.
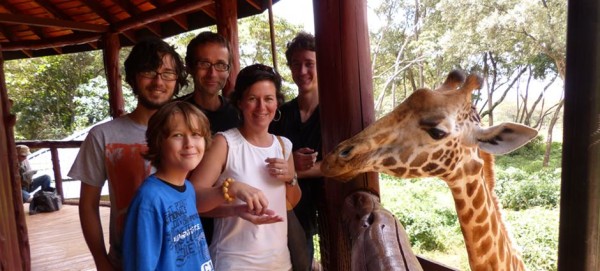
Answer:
[
  {"xmin": 270, "ymin": 98, "xmax": 323, "ymax": 235},
  {"xmin": 177, "ymin": 93, "xmax": 240, "ymax": 133}
]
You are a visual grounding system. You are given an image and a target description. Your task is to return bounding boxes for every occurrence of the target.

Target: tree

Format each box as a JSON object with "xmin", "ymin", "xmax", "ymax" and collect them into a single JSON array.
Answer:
[
  {"xmin": 371, "ymin": 0, "xmax": 566, "ymax": 166},
  {"xmin": 6, "ymin": 52, "xmax": 106, "ymax": 140}
]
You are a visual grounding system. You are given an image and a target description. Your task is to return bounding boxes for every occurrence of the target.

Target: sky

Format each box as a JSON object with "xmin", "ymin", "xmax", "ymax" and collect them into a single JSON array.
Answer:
[{"xmin": 272, "ymin": 0, "xmax": 383, "ymax": 33}]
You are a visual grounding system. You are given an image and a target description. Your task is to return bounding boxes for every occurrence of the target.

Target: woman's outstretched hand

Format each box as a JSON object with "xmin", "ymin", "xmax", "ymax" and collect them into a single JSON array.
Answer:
[
  {"xmin": 230, "ymin": 181, "xmax": 270, "ymax": 215},
  {"xmin": 234, "ymin": 205, "xmax": 284, "ymax": 224}
]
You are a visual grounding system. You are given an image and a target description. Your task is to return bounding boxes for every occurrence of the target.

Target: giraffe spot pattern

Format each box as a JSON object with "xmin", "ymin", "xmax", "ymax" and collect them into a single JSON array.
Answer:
[
  {"xmin": 423, "ymin": 162, "xmax": 439, "ymax": 172},
  {"xmin": 391, "ymin": 167, "xmax": 407, "ymax": 176},
  {"xmin": 464, "ymin": 159, "xmax": 483, "ymax": 176},
  {"xmin": 478, "ymin": 236, "xmax": 493, "ymax": 257},
  {"xmin": 466, "ymin": 181, "xmax": 479, "ymax": 197},
  {"xmin": 373, "ymin": 132, "xmax": 389, "ymax": 145},
  {"xmin": 499, "ymin": 236, "xmax": 506, "ymax": 262},
  {"xmin": 431, "ymin": 167, "xmax": 447, "ymax": 176},
  {"xmin": 491, "ymin": 212, "xmax": 499, "ymax": 236},
  {"xmin": 400, "ymin": 147, "xmax": 412, "ymax": 163},
  {"xmin": 382, "ymin": 156, "xmax": 396, "ymax": 167},
  {"xmin": 451, "ymin": 187, "xmax": 462, "ymax": 195},
  {"xmin": 432, "ymin": 149, "xmax": 444, "ymax": 160},
  {"xmin": 475, "ymin": 209, "xmax": 488, "ymax": 224},
  {"xmin": 473, "ymin": 223, "xmax": 490, "ymax": 243},
  {"xmin": 409, "ymin": 168, "xmax": 420, "ymax": 176},
  {"xmin": 461, "ymin": 208, "xmax": 474, "ymax": 223},
  {"xmin": 455, "ymin": 199, "xmax": 465, "ymax": 210},
  {"xmin": 472, "ymin": 184, "xmax": 485, "ymax": 209},
  {"xmin": 410, "ymin": 152, "xmax": 429, "ymax": 167}
]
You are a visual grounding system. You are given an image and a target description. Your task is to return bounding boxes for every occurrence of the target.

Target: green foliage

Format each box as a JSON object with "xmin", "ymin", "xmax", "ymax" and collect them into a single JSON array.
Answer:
[
  {"xmin": 505, "ymin": 208, "xmax": 559, "ymax": 271},
  {"xmin": 7, "ymin": 52, "xmax": 105, "ymax": 139},
  {"xmin": 494, "ymin": 137, "xmax": 562, "ymax": 210},
  {"xmin": 380, "ymin": 175, "xmax": 462, "ymax": 252},
  {"xmin": 237, "ymin": 13, "xmax": 304, "ymax": 101},
  {"xmin": 495, "ymin": 167, "xmax": 561, "ymax": 210}
]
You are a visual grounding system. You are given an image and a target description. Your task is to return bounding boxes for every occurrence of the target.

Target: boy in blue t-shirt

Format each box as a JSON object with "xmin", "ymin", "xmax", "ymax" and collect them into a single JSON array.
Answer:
[{"xmin": 123, "ymin": 101, "xmax": 213, "ymax": 270}]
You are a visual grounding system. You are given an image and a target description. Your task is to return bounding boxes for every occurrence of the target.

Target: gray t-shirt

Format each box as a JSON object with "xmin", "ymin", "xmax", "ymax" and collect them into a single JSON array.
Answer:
[{"xmin": 68, "ymin": 115, "xmax": 152, "ymax": 265}]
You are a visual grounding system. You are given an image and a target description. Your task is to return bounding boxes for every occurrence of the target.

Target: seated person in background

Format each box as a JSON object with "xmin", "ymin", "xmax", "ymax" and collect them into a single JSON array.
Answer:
[
  {"xmin": 17, "ymin": 145, "xmax": 52, "ymax": 203},
  {"xmin": 122, "ymin": 101, "xmax": 213, "ymax": 270}
]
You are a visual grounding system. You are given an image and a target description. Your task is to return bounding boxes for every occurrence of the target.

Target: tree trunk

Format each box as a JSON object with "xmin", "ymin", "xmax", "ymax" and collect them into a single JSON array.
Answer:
[{"xmin": 543, "ymin": 99, "xmax": 564, "ymax": 166}]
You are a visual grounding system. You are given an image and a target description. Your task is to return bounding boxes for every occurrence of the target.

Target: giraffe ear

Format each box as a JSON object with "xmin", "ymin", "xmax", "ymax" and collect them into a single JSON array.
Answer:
[{"xmin": 475, "ymin": 123, "xmax": 538, "ymax": 155}]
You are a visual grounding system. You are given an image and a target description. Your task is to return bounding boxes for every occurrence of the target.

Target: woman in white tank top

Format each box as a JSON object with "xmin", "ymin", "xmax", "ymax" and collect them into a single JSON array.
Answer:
[{"xmin": 190, "ymin": 64, "xmax": 302, "ymax": 271}]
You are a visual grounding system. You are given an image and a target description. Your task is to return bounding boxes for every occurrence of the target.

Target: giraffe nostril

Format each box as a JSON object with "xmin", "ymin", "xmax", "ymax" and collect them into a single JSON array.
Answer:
[{"xmin": 339, "ymin": 146, "xmax": 354, "ymax": 158}]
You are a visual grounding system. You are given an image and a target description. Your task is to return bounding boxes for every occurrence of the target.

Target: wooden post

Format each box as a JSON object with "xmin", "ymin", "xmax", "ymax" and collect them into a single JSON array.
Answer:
[
  {"xmin": 215, "ymin": 0, "xmax": 239, "ymax": 98},
  {"xmin": 50, "ymin": 148, "xmax": 64, "ymax": 203},
  {"xmin": 559, "ymin": 0, "xmax": 600, "ymax": 270},
  {"xmin": 0, "ymin": 45, "xmax": 30, "ymax": 271},
  {"xmin": 313, "ymin": 0, "xmax": 379, "ymax": 269},
  {"xmin": 102, "ymin": 33, "xmax": 124, "ymax": 118}
]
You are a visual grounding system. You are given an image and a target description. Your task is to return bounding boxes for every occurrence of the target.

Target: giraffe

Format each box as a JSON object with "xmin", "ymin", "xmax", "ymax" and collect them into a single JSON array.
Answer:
[{"xmin": 321, "ymin": 70, "xmax": 537, "ymax": 271}]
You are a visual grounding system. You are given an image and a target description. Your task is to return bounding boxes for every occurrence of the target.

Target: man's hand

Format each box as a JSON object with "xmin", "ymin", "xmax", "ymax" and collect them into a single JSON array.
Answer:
[{"xmin": 293, "ymin": 147, "xmax": 318, "ymax": 171}]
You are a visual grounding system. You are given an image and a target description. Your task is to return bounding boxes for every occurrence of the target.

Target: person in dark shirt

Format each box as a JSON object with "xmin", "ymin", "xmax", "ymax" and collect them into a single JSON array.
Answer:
[
  {"xmin": 178, "ymin": 31, "xmax": 240, "ymax": 245},
  {"xmin": 270, "ymin": 31, "xmax": 323, "ymax": 270},
  {"xmin": 177, "ymin": 31, "xmax": 240, "ymax": 133}
]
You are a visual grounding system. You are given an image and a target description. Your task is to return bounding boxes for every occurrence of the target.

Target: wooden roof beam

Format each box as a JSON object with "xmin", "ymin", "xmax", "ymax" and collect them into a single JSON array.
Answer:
[
  {"xmin": 1, "ymin": 2, "xmax": 48, "ymax": 40},
  {"xmin": 0, "ymin": 32, "xmax": 100, "ymax": 51},
  {"xmin": 0, "ymin": 13, "xmax": 108, "ymax": 33},
  {"xmin": 114, "ymin": 0, "xmax": 212, "ymax": 33},
  {"xmin": 120, "ymin": 30, "xmax": 137, "ymax": 44},
  {"xmin": 202, "ymin": 6, "xmax": 217, "ymax": 20},
  {"xmin": 87, "ymin": 41, "xmax": 98, "ymax": 50},
  {"xmin": 0, "ymin": 25, "xmax": 17, "ymax": 42},
  {"xmin": 171, "ymin": 14, "xmax": 188, "ymax": 31},
  {"xmin": 81, "ymin": 0, "xmax": 115, "ymax": 24},
  {"xmin": 145, "ymin": 23, "xmax": 162, "ymax": 37},
  {"xmin": 32, "ymin": 0, "xmax": 79, "ymax": 38},
  {"xmin": 114, "ymin": 0, "xmax": 142, "ymax": 17},
  {"xmin": 147, "ymin": 0, "xmax": 161, "ymax": 8},
  {"xmin": 33, "ymin": 0, "xmax": 72, "ymax": 21},
  {"xmin": 245, "ymin": 0, "xmax": 262, "ymax": 10},
  {"xmin": 20, "ymin": 50, "xmax": 33, "ymax": 58}
]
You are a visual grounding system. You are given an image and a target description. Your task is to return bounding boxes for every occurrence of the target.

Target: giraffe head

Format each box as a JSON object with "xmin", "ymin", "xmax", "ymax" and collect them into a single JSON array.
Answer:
[{"xmin": 321, "ymin": 70, "xmax": 538, "ymax": 182}]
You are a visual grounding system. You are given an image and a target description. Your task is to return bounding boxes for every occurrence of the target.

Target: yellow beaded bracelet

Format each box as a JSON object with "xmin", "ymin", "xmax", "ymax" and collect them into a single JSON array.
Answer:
[{"xmin": 222, "ymin": 178, "xmax": 235, "ymax": 203}]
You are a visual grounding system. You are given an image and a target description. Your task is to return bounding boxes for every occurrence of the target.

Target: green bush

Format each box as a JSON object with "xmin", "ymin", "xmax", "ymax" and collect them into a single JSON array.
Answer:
[
  {"xmin": 495, "ymin": 167, "xmax": 561, "ymax": 210},
  {"xmin": 380, "ymin": 176, "xmax": 462, "ymax": 252},
  {"xmin": 505, "ymin": 208, "xmax": 559, "ymax": 271}
]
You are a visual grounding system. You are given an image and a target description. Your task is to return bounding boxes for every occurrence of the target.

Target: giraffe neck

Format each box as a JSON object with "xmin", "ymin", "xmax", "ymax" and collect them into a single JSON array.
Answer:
[{"xmin": 447, "ymin": 152, "xmax": 526, "ymax": 271}]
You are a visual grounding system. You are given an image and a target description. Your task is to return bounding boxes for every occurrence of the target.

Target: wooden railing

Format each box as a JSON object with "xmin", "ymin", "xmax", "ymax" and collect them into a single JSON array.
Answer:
[{"xmin": 16, "ymin": 140, "xmax": 83, "ymax": 203}]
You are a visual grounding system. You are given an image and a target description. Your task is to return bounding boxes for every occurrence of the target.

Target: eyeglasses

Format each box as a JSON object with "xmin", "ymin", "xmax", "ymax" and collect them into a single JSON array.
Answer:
[
  {"xmin": 138, "ymin": 70, "xmax": 178, "ymax": 81},
  {"xmin": 195, "ymin": 61, "xmax": 230, "ymax": 72}
]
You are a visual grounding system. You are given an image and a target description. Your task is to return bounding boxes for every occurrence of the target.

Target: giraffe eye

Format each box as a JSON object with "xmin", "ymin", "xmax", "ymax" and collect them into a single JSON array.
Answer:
[
  {"xmin": 339, "ymin": 146, "xmax": 354, "ymax": 158},
  {"xmin": 426, "ymin": 128, "xmax": 448, "ymax": 140}
]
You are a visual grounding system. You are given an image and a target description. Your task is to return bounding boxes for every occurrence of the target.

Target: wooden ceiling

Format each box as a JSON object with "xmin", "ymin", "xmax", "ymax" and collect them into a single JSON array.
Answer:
[{"xmin": 0, "ymin": 0, "xmax": 279, "ymax": 60}]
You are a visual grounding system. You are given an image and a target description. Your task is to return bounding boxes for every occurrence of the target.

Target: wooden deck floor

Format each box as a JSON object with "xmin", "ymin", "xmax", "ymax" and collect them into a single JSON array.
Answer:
[{"xmin": 24, "ymin": 203, "xmax": 110, "ymax": 271}]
